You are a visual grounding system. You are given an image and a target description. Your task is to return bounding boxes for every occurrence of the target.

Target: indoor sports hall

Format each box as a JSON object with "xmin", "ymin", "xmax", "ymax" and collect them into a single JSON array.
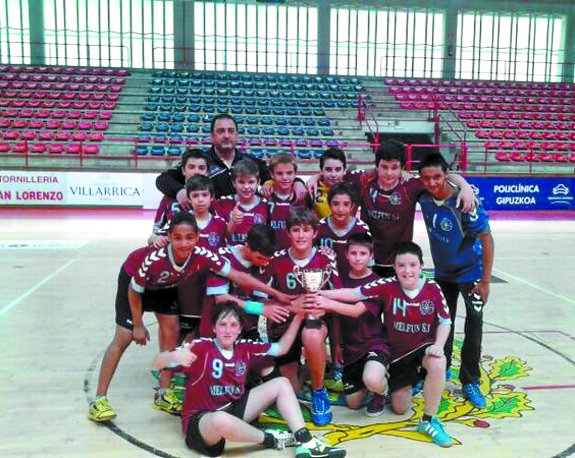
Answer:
[{"xmin": 1, "ymin": 1, "xmax": 574, "ymax": 457}]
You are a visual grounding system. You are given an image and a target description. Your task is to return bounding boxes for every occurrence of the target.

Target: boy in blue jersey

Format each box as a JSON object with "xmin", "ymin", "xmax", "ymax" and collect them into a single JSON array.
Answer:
[{"xmin": 418, "ymin": 153, "xmax": 494, "ymax": 409}]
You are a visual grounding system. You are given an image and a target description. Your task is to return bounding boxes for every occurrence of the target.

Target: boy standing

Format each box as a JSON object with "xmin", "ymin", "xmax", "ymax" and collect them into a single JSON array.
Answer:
[
  {"xmin": 214, "ymin": 159, "xmax": 269, "ymax": 245},
  {"xmin": 316, "ymin": 182, "xmax": 371, "ymax": 277},
  {"xmin": 359, "ymin": 141, "xmax": 476, "ymax": 277},
  {"xmin": 267, "ymin": 153, "xmax": 311, "ymax": 250},
  {"xmin": 418, "ymin": 152, "xmax": 495, "ymax": 409},
  {"xmin": 265, "ymin": 208, "xmax": 342, "ymax": 426}
]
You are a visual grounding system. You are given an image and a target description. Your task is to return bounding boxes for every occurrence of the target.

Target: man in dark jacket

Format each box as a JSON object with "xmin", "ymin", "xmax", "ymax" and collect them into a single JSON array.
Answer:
[{"xmin": 156, "ymin": 114, "xmax": 307, "ymax": 204}]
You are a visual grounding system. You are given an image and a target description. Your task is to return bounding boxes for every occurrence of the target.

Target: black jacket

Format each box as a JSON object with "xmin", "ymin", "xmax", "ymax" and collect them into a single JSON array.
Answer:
[{"xmin": 155, "ymin": 147, "xmax": 271, "ymax": 199}]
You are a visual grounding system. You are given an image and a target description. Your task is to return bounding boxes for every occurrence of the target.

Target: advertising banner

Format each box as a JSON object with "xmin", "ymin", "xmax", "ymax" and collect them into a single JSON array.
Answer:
[{"xmin": 465, "ymin": 176, "xmax": 574, "ymax": 211}]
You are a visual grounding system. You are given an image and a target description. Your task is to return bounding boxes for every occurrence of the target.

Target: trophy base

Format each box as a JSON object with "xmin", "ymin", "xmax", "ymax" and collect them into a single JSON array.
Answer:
[{"xmin": 304, "ymin": 317, "xmax": 323, "ymax": 329}]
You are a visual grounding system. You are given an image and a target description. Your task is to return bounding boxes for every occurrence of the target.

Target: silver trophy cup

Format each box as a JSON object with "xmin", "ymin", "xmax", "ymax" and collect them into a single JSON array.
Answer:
[{"xmin": 293, "ymin": 266, "xmax": 331, "ymax": 328}]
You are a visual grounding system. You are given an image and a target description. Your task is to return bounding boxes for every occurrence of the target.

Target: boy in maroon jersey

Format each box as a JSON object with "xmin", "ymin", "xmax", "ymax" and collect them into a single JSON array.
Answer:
[
  {"xmin": 155, "ymin": 301, "xmax": 346, "ymax": 458},
  {"xmin": 178, "ymin": 175, "xmax": 228, "ymax": 340},
  {"xmin": 149, "ymin": 149, "xmax": 209, "ymax": 247},
  {"xmin": 265, "ymin": 207, "xmax": 341, "ymax": 426},
  {"xmin": 204, "ymin": 224, "xmax": 290, "ymax": 340},
  {"xmin": 267, "ymin": 153, "xmax": 311, "ymax": 250},
  {"xmin": 316, "ymin": 182, "xmax": 371, "ymax": 277},
  {"xmin": 320, "ymin": 242, "xmax": 454, "ymax": 447},
  {"xmin": 151, "ymin": 175, "xmax": 228, "ymax": 340},
  {"xmin": 359, "ymin": 141, "xmax": 475, "ymax": 277},
  {"xmin": 312, "ymin": 234, "xmax": 389, "ymax": 417},
  {"xmin": 87, "ymin": 212, "xmax": 293, "ymax": 423},
  {"xmin": 213, "ymin": 158, "xmax": 269, "ymax": 245}
]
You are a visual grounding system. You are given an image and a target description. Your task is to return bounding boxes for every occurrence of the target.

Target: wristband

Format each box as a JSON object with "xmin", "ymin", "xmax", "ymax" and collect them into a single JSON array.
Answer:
[{"xmin": 244, "ymin": 300, "xmax": 265, "ymax": 315}]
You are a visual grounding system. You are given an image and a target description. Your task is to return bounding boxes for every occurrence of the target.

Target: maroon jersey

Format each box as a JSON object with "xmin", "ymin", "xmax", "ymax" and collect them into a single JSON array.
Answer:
[
  {"xmin": 359, "ymin": 178, "xmax": 425, "ymax": 266},
  {"xmin": 206, "ymin": 246, "xmax": 270, "ymax": 330},
  {"xmin": 268, "ymin": 192, "xmax": 311, "ymax": 250},
  {"xmin": 265, "ymin": 248, "xmax": 341, "ymax": 340},
  {"xmin": 340, "ymin": 272, "xmax": 389, "ymax": 365},
  {"xmin": 177, "ymin": 338, "xmax": 275, "ymax": 432},
  {"xmin": 152, "ymin": 196, "xmax": 181, "ymax": 234},
  {"xmin": 126, "ymin": 245, "xmax": 230, "ymax": 293},
  {"xmin": 357, "ymin": 277, "xmax": 451, "ymax": 361},
  {"xmin": 213, "ymin": 195, "xmax": 269, "ymax": 245},
  {"xmin": 196, "ymin": 214, "xmax": 227, "ymax": 251},
  {"xmin": 316, "ymin": 216, "xmax": 371, "ymax": 277}
]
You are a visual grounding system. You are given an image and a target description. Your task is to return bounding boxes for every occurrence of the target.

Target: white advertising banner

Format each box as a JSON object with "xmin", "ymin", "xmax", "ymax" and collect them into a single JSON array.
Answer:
[{"xmin": 0, "ymin": 170, "xmax": 163, "ymax": 207}]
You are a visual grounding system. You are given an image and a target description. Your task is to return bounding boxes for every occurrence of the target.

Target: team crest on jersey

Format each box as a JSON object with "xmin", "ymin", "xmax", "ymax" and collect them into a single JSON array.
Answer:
[
  {"xmin": 389, "ymin": 191, "xmax": 402, "ymax": 206},
  {"xmin": 254, "ymin": 214, "xmax": 265, "ymax": 224},
  {"xmin": 235, "ymin": 361, "xmax": 247, "ymax": 377},
  {"xmin": 208, "ymin": 232, "xmax": 220, "ymax": 247},
  {"xmin": 419, "ymin": 300, "xmax": 434, "ymax": 315},
  {"xmin": 440, "ymin": 217, "xmax": 453, "ymax": 232},
  {"xmin": 369, "ymin": 188, "xmax": 379, "ymax": 203}
]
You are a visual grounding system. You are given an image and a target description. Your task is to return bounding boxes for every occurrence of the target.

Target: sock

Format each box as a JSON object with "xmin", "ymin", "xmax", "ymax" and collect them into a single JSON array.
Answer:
[
  {"xmin": 294, "ymin": 428, "xmax": 313, "ymax": 444},
  {"xmin": 261, "ymin": 432, "xmax": 276, "ymax": 449},
  {"xmin": 422, "ymin": 414, "xmax": 433, "ymax": 422}
]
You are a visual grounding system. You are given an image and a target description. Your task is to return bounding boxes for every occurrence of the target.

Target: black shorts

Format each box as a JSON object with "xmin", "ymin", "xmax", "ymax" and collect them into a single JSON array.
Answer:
[
  {"xmin": 115, "ymin": 268, "xmax": 179, "ymax": 331},
  {"xmin": 273, "ymin": 331, "xmax": 303, "ymax": 368},
  {"xmin": 389, "ymin": 346, "xmax": 430, "ymax": 393},
  {"xmin": 343, "ymin": 350, "xmax": 390, "ymax": 395},
  {"xmin": 179, "ymin": 316, "xmax": 200, "ymax": 336},
  {"xmin": 185, "ymin": 394, "xmax": 250, "ymax": 457}
]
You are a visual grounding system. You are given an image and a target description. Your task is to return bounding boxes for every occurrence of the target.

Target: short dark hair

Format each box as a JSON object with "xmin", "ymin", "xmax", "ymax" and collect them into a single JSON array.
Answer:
[
  {"xmin": 286, "ymin": 207, "xmax": 318, "ymax": 231},
  {"xmin": 211, "ymin": 300, "xmax": 245, "ymax": 327},
  {"xmin": 231, "ymin": 158, "xmax": 260, "ymax": 181},
  {"xmin": 169, "ymin": 211, "xmax": 199, "ymax": 235},
  {"xmin": 181, "ymin": 148, "xmax": 209, "ymax": 170},
  {"xmin": 375, "ymin": 140, "xmax": 406, "ymax": 168},
  {"xmin": 186, "ymin": 174, "xmax": 215, "ymax": 198},
  {"xmin": 327, "ymin": 182, "xmax": 358, "ymax": 205},
  {"xmin": 210, "ymin": 113, "xmax": 238, "ymax": 134},
  {"xmin": 346, "ymin": 233, "xmax": 374, "ymax": 253},
  {"xmin": 418, "ymin": 152, "xmax": 449, "ymax": 174},
  {"xmin": 246, "ymin": 224, "xmax": 276, "ymax": 256},
  {"xmin": 392, "ymin": 241, "xmax": 424, "ymax": 264},
  {"xmin": 320, "ymin": 147, "xmax": 347, "ymax": 170}
]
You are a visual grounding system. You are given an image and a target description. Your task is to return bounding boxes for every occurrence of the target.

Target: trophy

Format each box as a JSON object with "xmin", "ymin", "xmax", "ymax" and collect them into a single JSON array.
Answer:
[{"xmin": 293, "ymin": 266, "xmax": 331, "ymax": 328}]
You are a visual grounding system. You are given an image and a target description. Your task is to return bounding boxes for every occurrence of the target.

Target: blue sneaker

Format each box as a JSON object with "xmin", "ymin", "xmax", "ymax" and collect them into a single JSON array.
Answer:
[
  {"xmin": 463, "ymin": 382, "xmax": 487, "ymax": 408},
  {"xmin": 417, "ymin": 417, "xmax": 453, "ymax": 448},
  {"xmin": 445, "ymin": 368, "xmax": 452, "ymax": 381},
  {"xmin": 311, "ymin": 388, "xmax": 332, "ymax": 426},
  {"xmin": 411, "ymin": 379, "xmax": 424, "ymax": 395}
]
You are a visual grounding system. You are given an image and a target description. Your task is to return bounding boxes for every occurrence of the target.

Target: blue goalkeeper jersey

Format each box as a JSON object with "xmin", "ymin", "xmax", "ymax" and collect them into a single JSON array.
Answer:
[{"xmin": 419, "ymin": 188, "xmax": 491, "ymax": 283}]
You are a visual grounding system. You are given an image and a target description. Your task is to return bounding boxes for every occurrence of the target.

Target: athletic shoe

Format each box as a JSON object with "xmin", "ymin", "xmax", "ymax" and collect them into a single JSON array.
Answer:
[
  {"xmin": 462, "ymin": 382, "xmax": 487, "ymax": 408},
  {"xmin": 445, "ymin": 368, "xmax": 452, "ymax": 381},
  {"xmin": 366, "ymin": 393, "xmax": 386, "ymax": 417},
  {"xmin": 295, "ymin": 436, "xmax": 346, "ymax": 458},
  {"xmin": 417, "ymin": 417, "xmax": 453, "ymax": 448},
  {"xmin": 87, "ymin": 396, "xmax": 116, "ymax": 422},
  {"xmin": 311, "ymin": 388, "xmax": 332, "ymax": 426},
  {"xmin": 264, "ymin": 429, "xmax": 297, "ymax": 450},
  {"xmin": 153, "ymin": 389, "xmax": 182, "ymax": 415},
  {"xmin": 411, "ymin": 379, "xmax": 424, "ymax": 395}
]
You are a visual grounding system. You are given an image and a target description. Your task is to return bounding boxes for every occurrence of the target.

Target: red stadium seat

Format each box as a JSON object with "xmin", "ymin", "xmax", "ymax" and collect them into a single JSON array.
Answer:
[
  {"xmin": 84, "ymin": 144, "xmax": 100, "ymax": 154},
  {"xmin": 47, "ymin": 143, "xmax": 65, "ymax": 154},
  {"xmin": 495, "ymin": 152, "xmax": 511, "ymax": 161},
  {"xmin": 31, "ymin": 142, "xmax": 47, "ymax": 153},
  {"xmin": 0, "ymin": 142, "xmax": 10, "ymax": 152}
]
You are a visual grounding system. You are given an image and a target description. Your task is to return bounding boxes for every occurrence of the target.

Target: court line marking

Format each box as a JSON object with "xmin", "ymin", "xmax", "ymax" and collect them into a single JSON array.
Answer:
[
  {"xmin": 0, "ymin": 259, "xmax": 76, "ymax": 319},
  {"xmin": 522, "ymin": 384, "xmax": 575, "ymax": 391},
  {"xmin": 493, "ymin": 267, "xmax": 575, "ymax": 306}
]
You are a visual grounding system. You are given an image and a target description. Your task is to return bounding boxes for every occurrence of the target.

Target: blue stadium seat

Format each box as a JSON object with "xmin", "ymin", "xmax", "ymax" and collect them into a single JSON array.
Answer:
[
  {"xmin": 151, "ymin": 145, "xmax": 166, "ymax": 156},
  {"xmin": 135, "ymin": 145, "xmax": 149, "ymax": 156}
]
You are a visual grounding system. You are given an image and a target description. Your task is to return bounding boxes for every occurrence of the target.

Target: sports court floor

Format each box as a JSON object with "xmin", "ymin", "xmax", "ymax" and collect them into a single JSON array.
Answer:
[{"xmin": 0, "ymin": 208, "xmax": 574, "ymax": 458}]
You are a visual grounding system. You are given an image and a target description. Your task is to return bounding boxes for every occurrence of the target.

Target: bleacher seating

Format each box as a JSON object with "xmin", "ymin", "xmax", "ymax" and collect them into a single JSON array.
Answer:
[
  {"xmin": 0, "ymin": 65, "xmax": 128, "ymax": 156},
  {"xmin": 384, "ymin": 77, "xmax": 575, "ymax": 166},
  {"xmin": 135, "ymin": 70, "xmax": 362, "ymax": 159}
]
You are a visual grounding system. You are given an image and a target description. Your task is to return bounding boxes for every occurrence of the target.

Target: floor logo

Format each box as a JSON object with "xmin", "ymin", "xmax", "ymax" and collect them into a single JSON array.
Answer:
[{"xmin": 259, "ymin": 339, "xmax": 534, "ymax": 447}]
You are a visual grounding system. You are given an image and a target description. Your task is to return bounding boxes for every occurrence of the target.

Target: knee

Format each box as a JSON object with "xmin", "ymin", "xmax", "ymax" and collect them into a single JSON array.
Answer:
[
  {"xmin": 390, "ymin": 399, "xmax": 410, "ymax": 415},
  {"xmin": 425, "ymin": 356, "xmax": 446, "ymax": 377},
  {"xmin": 345, "ymin": 397, "xmax": 363, "ymax": 410},
  {"xmin": 363, "ymin": 373, "xmax": 387, "ymax": 395},
  {"xmin": 302, "ymin": 328, "xmax": 326, "ymax": 346},
  {"xmin": 209, "ymin": 411, "xmax": 233, "ymax": 430}
]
